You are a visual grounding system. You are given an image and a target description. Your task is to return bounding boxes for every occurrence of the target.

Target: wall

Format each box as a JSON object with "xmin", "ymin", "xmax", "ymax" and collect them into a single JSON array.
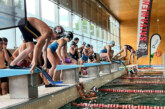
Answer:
[{"xmin": 120, "ymin": 17, "xmax": 165, "ymax": 65}]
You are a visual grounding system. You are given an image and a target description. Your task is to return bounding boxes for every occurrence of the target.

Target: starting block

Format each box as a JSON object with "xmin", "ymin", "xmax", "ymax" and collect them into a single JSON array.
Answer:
[
  {"xmin": 0, "ymin": 68, "xmax": 40, "ymax": 99},
  {"xmin": 100, "ymin": 61, "xmax": 111, "ymax": 74},
  {"xmin": 56, "ymin": 65, "xmax": 79, "ymax": 84},
  {"xmin": 83, "ymin": 63, "xmax": 100, "ymax": 78}
]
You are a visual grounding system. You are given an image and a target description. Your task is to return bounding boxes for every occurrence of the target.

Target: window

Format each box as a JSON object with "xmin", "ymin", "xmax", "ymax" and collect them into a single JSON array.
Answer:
[
  {"xmin": 72, "ymin": 14, "xmax": 81, "ymax": 33},
  {"xmin": 90, "ymin": 23, "xmax": 95, "ymax": 36},
  {"xmin": 97, "ymin": 41, "xmax": 103, "ymax": 53},
  {"xmin": 96, "ymin": 26, "xmax": 100, "ymax": 38},
  {"xmin": 83, "ymin": 37, "xmax": 90, "ymax": 44},
  {"xmin": 101, "ymin": 29, "xmax": 104, "ymax": 40},
  {"xmin": 0, "ymin": 29, "xmax": 16, "ymax": 49},
  {"xmin": 59, "ymin": 7, "xmax": 69, "ymax": 28},
  {"xmin": 41, "ymin": 0, "xmax": 56, "ymax": 26},
  {"xmin": 82, "ymin": 19, "xmax": 89, "ymax": 36},
  {"xmin": 26, "ymin": 0, "xmax": 36, "ymax": 16},
  {"xmin": 91, "ymin": 40, "xmax": 97, "ymax": 52}
]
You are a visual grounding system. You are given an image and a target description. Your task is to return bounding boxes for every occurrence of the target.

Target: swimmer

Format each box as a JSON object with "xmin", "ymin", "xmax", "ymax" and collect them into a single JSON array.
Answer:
[
  {"xmin": 113, "ymin": 45, "xmax": 136, "ymax": 64},
  {"xmin": 47, "ymin": 31, "xmax": 73, "ymax": 81},
  {"xmin": 9, "ymin": 17, "xmax": 65, "ymax": 74},
  {"xmin": 79, "ymin": 44, "xmax": 91, "ymax": 75},
  {"xmin": 69, "ymin": 41, "xmax": 78, "ymax": 64},
  {"xmin": 100, "ymin": 41, "xmax": 115, "ymax": 62},
  {"xmin": 78, "ymin": 42, "xmax": 86, "ymax": 58},
  {"xmin": 76, "ymin": 82, "xmax": 98, "ymax": 101}
]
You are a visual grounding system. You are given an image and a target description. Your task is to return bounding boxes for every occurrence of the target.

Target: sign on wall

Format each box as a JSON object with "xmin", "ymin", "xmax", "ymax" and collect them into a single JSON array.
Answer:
[
  {"xmin": 0, "ymin": 0, "xmax": 27, "ymax": 30},
  {"xmin": 150, "ymin": 34, "xmax": 161, "ymax": 63},
  {"xmin": 137, "ymin": 0, "xmax": 153, "ymax": 59}
]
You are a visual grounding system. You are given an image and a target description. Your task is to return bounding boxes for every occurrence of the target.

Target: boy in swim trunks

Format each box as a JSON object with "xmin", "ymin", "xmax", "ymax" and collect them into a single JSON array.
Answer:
[{"xmin": 9, "ymin": 17, "xmax": 65, "ymax": 74}]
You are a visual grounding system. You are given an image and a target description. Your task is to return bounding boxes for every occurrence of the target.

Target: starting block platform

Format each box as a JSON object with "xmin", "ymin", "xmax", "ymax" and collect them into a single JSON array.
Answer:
[{"xmin": 0, "ymin": 68, "xmax": 40, "ymax": 99}]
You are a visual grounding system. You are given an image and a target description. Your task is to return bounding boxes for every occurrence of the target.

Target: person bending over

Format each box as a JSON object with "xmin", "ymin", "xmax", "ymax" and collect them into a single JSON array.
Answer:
[
  {"xmin": 79, "ymin": 44, "xmax": 91, "ymax": 75},
  {"xmin": 69, "ymin": 41, "xmax": 78, "ymax": 64},
  {"xmin": 9, "ymin": 17, "xmax": 65, "ymax": 74},
  {"xmin": 0, "ymin": 38, "xmax": 10, "ymax": 95},
  {"xmin": 76, "ymin": 82, "xmax": 98, "ymax": 101},
  {"xmin": 113, "ymin": 45, "xmax": 136, "ymax": 64},
  {"xmin": 78, "ymin": 42, "xmax": 86, "ymax": 58},
  {"xmin": 100, "ymin": 41, "xmax": 115, "ymax": 62},
  {"xmin": 47, "ymin": 32, "xmax": 73, "ymax": 81}
]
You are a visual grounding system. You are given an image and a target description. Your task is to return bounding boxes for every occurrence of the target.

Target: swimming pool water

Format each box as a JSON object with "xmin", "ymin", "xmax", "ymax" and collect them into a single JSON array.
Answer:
[{"xmin": 60, "ymin": 74, "xmax": 165, "ymax": 109}]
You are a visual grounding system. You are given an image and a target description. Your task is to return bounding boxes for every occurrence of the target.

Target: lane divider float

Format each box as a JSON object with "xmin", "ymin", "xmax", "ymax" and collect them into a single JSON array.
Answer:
[
  {"xmin": 72, "ymin": 103, "xmax": 165, "ymax": 109},
  {"xmin": 120, "ymin": 77, "xmax": 165, "ymax": 79},
  {"xmin": 99, "ymin": 89, "xmax": 165, "ymax": 94},
  {"xmin": 112, "ymin": 81, "xmax": 165, "ymax": 85}
]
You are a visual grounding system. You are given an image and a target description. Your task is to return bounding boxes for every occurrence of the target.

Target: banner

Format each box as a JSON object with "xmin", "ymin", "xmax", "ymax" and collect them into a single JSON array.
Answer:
[
  {"xmin": 137, "ymin": 0, "xmax": 153, "ymax": 59},
  {"xmin": 0, "ymin": 0, "xmax": 27, "ymax": 30},
  {"xmin": 150, "ymin": 34, "xmax": 161, "ymax": 63}
]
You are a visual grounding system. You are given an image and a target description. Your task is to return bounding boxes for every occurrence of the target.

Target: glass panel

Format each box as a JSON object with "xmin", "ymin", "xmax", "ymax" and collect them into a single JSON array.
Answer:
[
  {"xmin": 0, "ymin": 29, "xmax": 15, "ymax": 49},
  {"xmin": 97, "ymin": 41, "xmax": 103, "ymax": 53},
  {"xmin": 91, "ymin": 40, "xmax": 97, "ymax": 52},
  {"xmin": 96, "ymin": 26, "xmax": 99, "ymax": 38},
  {"xmin": 82, "ymin": 19, "xmax": 88, "ymax": 34},
  {"xmin": 90, "ymin": 23, "xmax": 95, "ymax": 36},
  {"xmin": 72, "ymin": 14, "xmax": 81, "ymax": 32},
  {"xmin": 83, "ymin": 37, "xmax": 90, "ymax": 44},
  {"xmin": 41, "ymin": 0, "xmax": 56, "ymax": 26},
  {"xmin": 26, "ymin": 0, "xmax": 36, "ymax": 15},
  {"xmin": 0, "ymin": 0, "xmax": 26, "ymax": 29},
  {"xmin": 59, "ymin": 7, "xmax": 69, "ymax": 27}
]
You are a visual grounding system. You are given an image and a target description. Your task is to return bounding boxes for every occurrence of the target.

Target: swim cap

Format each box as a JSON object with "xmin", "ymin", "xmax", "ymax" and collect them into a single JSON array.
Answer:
[
  {"xmin": 70, "ymin": 41, "xmax": 76, "ymax": 47},
  {"xmin": 86, "ymin": 44, "xmax": 91, "ymax": 48},
  {"xmin": 82, "ymin": 42, "xmax": 86, "ymax": 45},
  {"xmin": 109, "ymin": 41, "xmax": 115, "ymax": 45},
  {"xmin": 65, "ymin": 31, "xmax": 73, "ymax": 41},
  {"xmin": 53, "ymin": 25, "xmax": 65, "ymax": 39}
]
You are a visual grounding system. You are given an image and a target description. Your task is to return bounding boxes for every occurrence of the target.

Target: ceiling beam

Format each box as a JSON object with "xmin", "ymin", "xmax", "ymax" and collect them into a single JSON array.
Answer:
[{"xmin": 97, "ymin": 0, "xmax": 120, "ymax": 22}]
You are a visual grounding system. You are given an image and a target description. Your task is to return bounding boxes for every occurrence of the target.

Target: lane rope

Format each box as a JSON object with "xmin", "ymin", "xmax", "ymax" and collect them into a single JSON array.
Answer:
[
  {"xmin": 120, "ymin": 77, "xmax": 165, "ymax": 79},
  {"xmin": 72, "ymin": 103, "xmax": 165, "ymax": 109},
  {"xmin": 112, "ymin": 81, "xmax": 165, "ymax": 85},
  {"xmin": 99, "ymin": 89, "xmax": 165, "ymax": 94}
]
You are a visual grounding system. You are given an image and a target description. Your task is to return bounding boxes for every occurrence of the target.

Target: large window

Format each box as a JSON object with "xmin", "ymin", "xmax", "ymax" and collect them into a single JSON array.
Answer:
[
  {"xmin": 91, "ymin": 40, "xmax": 97, "ymax": 52},
  {"xmin": 82, "ymin": 19, "xmax": 90, "ymax": 36},
  {"xmin": 41, "ymin": 0, "xmax": 56, "ymax": 26},
  {"xmin": 59, "ymin": 7, "xmax": 70, "ymax": 28},
  {"xmin": 0, "ymin": 0, "xmax": 120, "ymax": 52},
  {"xmin": 72, "ymin": 14, "xmax": 81, "ymax": 33},
  {"xmin": 90, "ymin": 23, "xmax": 95, "ymax": 37},
  {"xmin": 26, "ymin": 0, "xmax": 36, "ymax": 16}
]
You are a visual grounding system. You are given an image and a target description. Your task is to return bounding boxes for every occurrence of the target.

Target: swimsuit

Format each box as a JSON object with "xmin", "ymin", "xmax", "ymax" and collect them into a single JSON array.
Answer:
[
  {"xmin": 124, "ymin": 45, "xmax": 133, "ymax": 52},
  {"xmin": 18, "ymin": 18, "xmax": 41, "ymax": 42},
  {"xmin": 100, "ymin": 47, "xmax": 107, "ymax": 53},
  {"xmin": 48, "ymin": 41, "xmax": 59, "ymax": 54},
  {"xmin": 81, "ymin": 50, "xmax": 88, "ymax": 62}
]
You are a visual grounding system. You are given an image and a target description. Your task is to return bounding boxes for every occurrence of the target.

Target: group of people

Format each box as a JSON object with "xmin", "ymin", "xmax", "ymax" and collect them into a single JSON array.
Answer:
[{"xmin": 0, "ymin": 17, "xmax": 137, "ymax": 96}]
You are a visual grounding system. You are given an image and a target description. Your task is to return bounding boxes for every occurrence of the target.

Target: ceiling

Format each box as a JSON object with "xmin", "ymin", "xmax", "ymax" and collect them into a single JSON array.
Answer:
[{"xmin": 101, "ymin": 0, "xmax": 165, "ymax": 21}]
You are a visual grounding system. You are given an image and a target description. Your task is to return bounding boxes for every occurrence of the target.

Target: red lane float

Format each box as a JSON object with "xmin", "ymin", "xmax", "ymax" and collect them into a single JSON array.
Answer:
[
  {"xmin": 99, "ymin": 89, "xmax": 165, "ymax": 94},
  {"xmin": 120, "ymin": 77, "xmax": 165, "ymax": 79},
  {"xmin": 112, "ymin": 81, "xmax": 165, "ymax": 85},
  {"xmin": 72, "ymin": 103, "xmax": 165, "ymax": 109}
]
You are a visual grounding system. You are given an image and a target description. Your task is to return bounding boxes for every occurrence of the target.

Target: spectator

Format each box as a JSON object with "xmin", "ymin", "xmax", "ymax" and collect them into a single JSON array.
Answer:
[{"xmin": 0, "ymin": 38, "xmax": 10, "ymax": 95}]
